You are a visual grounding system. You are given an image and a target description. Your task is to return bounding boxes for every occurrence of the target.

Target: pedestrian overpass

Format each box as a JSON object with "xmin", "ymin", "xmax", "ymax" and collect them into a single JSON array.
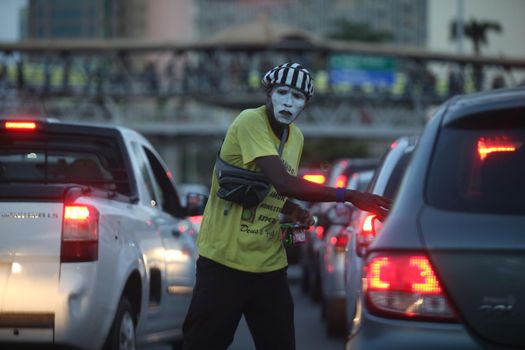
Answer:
[{"xmin": 1, "ymin": 39, "xmax": 523, "ymax": 182}]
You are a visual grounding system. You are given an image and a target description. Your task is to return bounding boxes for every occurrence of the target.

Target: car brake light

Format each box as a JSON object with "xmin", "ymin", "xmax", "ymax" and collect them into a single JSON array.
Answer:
[
  {"xmin": 5, "ymin": 121, "xmax": 37, "ymax": 130},
  {"xmin": 330, "ymin": 230, "xmax": 349, "ymax": 252},
  {"xmin": 477, "ymin": 136, "xmax": 518, "ymax": 160},
  {"xmin": 364, "ymin": 253, "xmax": 457, "ymax": 321},
  {"xmin": 314, "ymin": 225, "xmax": 324, "ymax": 240},
  {"xmin": 335, "ymin": 174, "xmax": 348, "ymax": 188},
  {"xmin": 390, "ymin": 140, "xmax": 399, "ymax": 149},
  {"xmin": 356, "ymin": 214, "xmax": 381, "ymax": 257},
  {"xmin": 61, "ymin": 204, "xmax": 99, "ymax": 262},
  {"xmin": 189, "ymin": 215, "xmax": 203, "ymax": 226},
  {"xmin": 303, "ymin": 174, "xmax": 326, "ymax": 184}
]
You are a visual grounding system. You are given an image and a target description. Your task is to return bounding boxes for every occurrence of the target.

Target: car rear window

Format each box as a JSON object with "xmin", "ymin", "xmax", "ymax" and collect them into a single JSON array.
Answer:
[
  {"xmin": 0, "ymin": 133, "xmax": 131, "ymax": 196},
  {"xmin": 426, "ymin": 109, "xmax": 525, "ymax": 215},
  {"xmin": 383, "ymin": 152, "xmax": 413, "ymax": 199}
]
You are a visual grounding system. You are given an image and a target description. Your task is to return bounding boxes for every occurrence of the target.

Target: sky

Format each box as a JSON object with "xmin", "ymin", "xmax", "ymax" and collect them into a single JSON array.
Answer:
[
  {"xmin": 428, "ymin": 0, "xmax": 525, "ymax": 58},
  {"xmin": 0, "ymin": 0, "xmax": 524, "ymax": 58}
]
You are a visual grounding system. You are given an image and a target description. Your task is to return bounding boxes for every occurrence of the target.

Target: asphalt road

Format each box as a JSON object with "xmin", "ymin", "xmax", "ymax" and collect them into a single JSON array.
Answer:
[{"xmin": 230, "ymin": 265, "xmax": 345, "ymax": 350}]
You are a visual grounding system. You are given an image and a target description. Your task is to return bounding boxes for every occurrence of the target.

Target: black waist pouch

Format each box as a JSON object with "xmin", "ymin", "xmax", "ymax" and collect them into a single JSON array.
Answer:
[
  {"xmin": 215, "ymin": 156, "xmax": 271, "ymax": 208},
  {"xmin": 214, "ymin": 128, "xmax": 287, "ymax": 209}
]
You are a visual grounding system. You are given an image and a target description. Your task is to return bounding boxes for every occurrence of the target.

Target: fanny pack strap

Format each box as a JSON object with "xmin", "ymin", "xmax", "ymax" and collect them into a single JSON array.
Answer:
[{"xmin": 277, "ymin": 126, "xmax": 288, "ymax": 158}]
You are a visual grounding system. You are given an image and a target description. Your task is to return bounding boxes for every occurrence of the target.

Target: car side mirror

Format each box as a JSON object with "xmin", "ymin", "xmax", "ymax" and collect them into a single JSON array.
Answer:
[{"xmin": 185, "ymin": 192, "xmax": 208, "ymax": 216}]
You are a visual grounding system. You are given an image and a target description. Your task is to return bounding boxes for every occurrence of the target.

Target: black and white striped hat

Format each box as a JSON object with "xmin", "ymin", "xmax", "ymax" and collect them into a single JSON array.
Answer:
[{"xmin": 261, "ymin": 62, "xmax": 314, "ymax": 99}]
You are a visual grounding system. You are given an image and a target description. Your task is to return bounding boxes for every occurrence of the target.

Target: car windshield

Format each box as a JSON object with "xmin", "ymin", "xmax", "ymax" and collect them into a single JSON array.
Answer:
[{"xmin": 426, "ymin": 110, "xmax": 525, "ymax": 215}]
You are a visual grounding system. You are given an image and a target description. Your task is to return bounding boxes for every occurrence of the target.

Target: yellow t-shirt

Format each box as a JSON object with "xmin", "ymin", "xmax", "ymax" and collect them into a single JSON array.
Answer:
[{"xmin": 197, "ymin": 105, "xmax": 304, "ymax": 272}]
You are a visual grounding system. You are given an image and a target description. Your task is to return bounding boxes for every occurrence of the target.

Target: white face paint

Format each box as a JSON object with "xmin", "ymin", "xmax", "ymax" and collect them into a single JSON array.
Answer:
[{"xmin": 270, "ymin": 86, "xmax": 306, "ymax": 125}]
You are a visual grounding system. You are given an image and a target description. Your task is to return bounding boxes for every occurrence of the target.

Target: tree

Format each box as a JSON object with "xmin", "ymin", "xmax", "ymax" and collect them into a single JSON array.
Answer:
[
  {"xmin": 325, "ymin": 19, "xmax": 393, "ymax": 43},
  {"xmin": 450, "ymin": 18, "xmax": 503, "ymax": 55}
]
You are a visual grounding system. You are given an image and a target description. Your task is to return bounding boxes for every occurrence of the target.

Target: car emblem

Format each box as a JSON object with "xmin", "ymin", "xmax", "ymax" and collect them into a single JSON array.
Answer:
[{"xmin": 479, "ymin": 296, "xmax": 515, "ymax": 317}]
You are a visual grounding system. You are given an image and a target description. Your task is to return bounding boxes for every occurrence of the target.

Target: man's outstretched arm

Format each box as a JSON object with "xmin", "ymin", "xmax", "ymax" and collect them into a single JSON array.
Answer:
[{"xmin": 255, "ymin": 155, "xmax": 391, "ymax": 221}]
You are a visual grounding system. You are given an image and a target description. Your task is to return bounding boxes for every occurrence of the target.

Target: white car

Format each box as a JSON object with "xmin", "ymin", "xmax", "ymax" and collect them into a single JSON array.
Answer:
[{"xmin": 0, "ymin": 119, "xmax": 205, "ymax": 349}]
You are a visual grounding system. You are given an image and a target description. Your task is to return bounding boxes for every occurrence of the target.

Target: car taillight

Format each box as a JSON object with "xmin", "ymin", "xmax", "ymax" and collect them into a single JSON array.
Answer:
[
  {"xmin": 189, "ymin": 215, "xmax": 203, "ymax": 226},
  {"xmin": 61, "ymin": 204, "xmax": 99, "ymax": 262},
  {"xmin": 335, "ymin": 174, "xmax": 348, "ymax": 188},
  {"xmin": 364, "ymin": 253, "xmax": 457, "ymax": 321},
  {"xmin": 303, "ymin": 174, "xmax": 326, "ymax": 184},
  {"xmin": 330, "ymin": 229, "xmax": 349, "ymax": 252},
  {"xmin": 477, "ymin": 136, "xmax": 518, "ymax": 160},
  {"xmin": 5, "ymin": 121, "xmax": 37, "ymax": 130},
  {"xmin": 314, "ymin": 225, "xmax": 324, "ymax": 240},
  {"xmin": 356, "ymin": 214, "xmax": 381, "ymax": 257}
]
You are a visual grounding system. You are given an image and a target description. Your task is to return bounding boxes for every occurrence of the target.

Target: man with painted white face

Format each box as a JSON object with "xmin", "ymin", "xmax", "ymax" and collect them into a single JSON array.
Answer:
[{"xmin": 182, "ymin": 63, "xmax": 391, "ymax": 350}]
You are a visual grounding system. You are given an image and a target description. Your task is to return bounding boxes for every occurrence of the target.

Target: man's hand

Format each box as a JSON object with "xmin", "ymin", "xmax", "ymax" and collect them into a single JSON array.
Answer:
[
  {"xmin": 292, "ymin": 206, "xmax": 315, "ymax": 227},
  {"xmin": 348, "ymin": 191, "xmax": 392, "ymax": 222}
]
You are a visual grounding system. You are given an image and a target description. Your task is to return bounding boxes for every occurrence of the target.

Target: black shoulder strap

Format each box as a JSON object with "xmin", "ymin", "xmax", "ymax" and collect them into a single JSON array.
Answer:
[{"xmin": 277, "ymin": 126, "xmax": 288, "ymax": 158}]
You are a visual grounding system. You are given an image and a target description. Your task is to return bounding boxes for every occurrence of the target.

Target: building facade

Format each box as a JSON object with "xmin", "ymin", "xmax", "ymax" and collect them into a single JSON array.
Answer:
[
  {"xmin": 26, "ymin": 0, "xmax": 147, "ymax": 39},
  {"xmin": 195, "ymin": 0, "xmax": 427, "ymax": 47}
]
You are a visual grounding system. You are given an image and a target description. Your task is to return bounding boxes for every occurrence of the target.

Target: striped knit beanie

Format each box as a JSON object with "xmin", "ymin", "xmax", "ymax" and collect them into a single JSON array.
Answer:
[{"xmin": 261, "ymin": 62, "xmax": 314, "ymax": 99}]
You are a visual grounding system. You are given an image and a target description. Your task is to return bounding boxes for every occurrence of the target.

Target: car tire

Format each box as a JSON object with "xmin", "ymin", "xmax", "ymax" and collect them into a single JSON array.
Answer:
[
  {"xmin": 325, "ymin": 298, "xmax": 347, "ymax": 337},
  {"xmin": 309, "ymin": 268, "xmax": 322, "ymax": 302},
  {"xmin": 171, "ymin": 338, "xmax": 184, "ymax": 350},
  {"xmin": 320, "ymin": 298, "xmax": 327, "ymax": 320},
  {"xmin": 103, "ymin": 297, "xmax": 136, "ymax": 350}
]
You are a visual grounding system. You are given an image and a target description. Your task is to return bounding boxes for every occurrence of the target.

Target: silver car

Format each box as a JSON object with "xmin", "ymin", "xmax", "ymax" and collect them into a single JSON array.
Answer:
[
  {"xmin": 346, "ymin": 87, "xmax": 525, "ymax": 350},
  {"xmin": 300, "ymin": 158, "xmax": 377, "ymax": 302},
  {"xmin": 319, "ymin": 169, "xmax": 374, "ymax": 336}
]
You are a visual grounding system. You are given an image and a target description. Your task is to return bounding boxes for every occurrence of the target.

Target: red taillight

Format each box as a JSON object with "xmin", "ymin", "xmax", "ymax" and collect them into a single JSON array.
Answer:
[
  {"xmin": 189, "ymin": 215, "xmax": 203, "ymax": 226},
  {"xmin": 477, "ymin": 136, "xmax": 518, "ymax": 160},
  {"xmin": 364, "ymin": 253, "xmax": 456, "ymax": 321},
  {"xmin": 390, "ymin": 140, "xmax": 399, "ymax": 149},
  {"xmin": 356, "ymin": 214, "xmax": 381, "ymax": 257},
  {"xmin": 5, "ymin": 121, "xmax": 37, "ymax": 130},
  {"xmin": 303, "ymin": 174, "xmax": 326, "ymax": 184},
  {"xmin": 330, "ymin": 231, "xmax": 349, "ymax": 252},
  {"xmin": 314, "ymin": 225, "xmax": 324, "ymax": 240},
  {"xmin": 61, "ymin": 204, "xmax": 99, "ymax": 262},
  {"xmin": 64, "ymin": 206, "xmax": 90, "ymax": 220},
  {"xmin": 335, "ymin": 174, "xmax": 348, "ymax": 188}
]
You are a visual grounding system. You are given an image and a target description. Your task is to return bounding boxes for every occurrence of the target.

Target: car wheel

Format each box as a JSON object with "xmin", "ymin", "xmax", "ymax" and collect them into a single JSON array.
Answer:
[
  {"xmin": 345, "ymin": 294, "xmax": 360, "ymax": 337},
  {"xmin": 171, "ymin": 337, "xmax": 184, "ymax": 350},
  {"xmin": 309, "ymin": 269, "xmax": 322, "ymax": 302},
  {"xmin": 325, "ymin": 298, "xmax": 347, "ymax": 337},
  {"xmin": 104, "ymin": 297, "xmax": 136, "ymax": 350}
]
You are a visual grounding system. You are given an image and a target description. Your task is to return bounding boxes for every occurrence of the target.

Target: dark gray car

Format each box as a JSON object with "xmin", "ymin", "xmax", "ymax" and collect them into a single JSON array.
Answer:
[
  {"xmin": 345, "ymin": 136, "xmax": 417, "ymax": 338},
  {"xmin": 346, "ymin": 87, "xmax": 525, "ymax": 350}
]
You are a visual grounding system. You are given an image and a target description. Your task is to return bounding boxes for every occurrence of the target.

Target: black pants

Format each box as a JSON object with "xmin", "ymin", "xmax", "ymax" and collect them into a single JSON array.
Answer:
[{"xmin": 182, "ymin": 256, "xmax": 295, "ymax": 350}]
